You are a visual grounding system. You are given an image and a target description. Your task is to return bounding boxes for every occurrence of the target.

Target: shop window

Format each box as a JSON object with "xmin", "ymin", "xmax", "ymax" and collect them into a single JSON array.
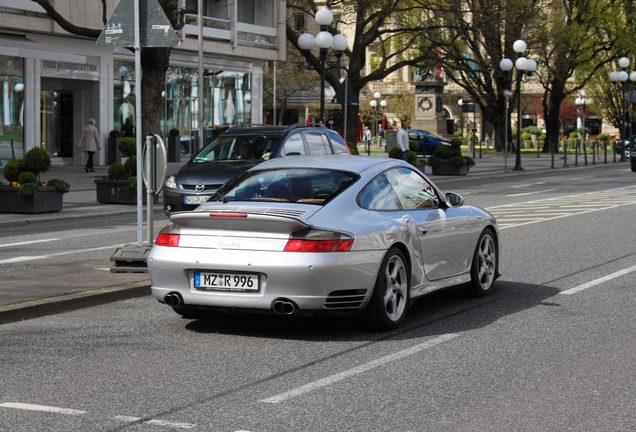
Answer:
[{"xmin": 0, "ymin": 55, "xmax": 25, "ymax": 164}]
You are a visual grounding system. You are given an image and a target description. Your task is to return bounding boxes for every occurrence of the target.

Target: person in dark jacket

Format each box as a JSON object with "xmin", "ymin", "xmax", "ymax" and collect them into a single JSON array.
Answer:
[{"xmin": 79, "ymin": 118, "xmax": 100, "ymax": 172}]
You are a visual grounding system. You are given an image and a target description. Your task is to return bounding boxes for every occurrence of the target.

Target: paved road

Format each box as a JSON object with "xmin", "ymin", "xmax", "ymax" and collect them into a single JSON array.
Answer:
[{"xmin": 0, "ymin": 158, "xmax": 635, "ymax": 431}]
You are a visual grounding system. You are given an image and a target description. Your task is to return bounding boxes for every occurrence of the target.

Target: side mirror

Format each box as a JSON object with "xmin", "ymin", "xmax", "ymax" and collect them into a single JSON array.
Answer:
[{"xmin": 445, "ymin": 192, "xmax": 464, "ymax": 207}]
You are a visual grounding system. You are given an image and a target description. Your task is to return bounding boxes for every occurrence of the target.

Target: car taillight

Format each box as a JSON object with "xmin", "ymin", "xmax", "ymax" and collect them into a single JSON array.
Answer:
[
  {"xmin": 155, "ymin": 233, "xmax": 180, "ymax": 247},
  {"xmin": 284, "ymin": 229, "xmax": 353, "ymax": 252}
]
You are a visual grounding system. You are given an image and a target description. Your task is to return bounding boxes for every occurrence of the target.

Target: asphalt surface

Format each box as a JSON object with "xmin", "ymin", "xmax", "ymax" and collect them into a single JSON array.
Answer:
[{"xmin": 0, "ymin": 149, "xmax": 626, "ymax": 324}]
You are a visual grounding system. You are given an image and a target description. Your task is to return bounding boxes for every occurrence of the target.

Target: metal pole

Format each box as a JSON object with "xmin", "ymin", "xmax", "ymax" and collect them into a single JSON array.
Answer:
[
  {"xmin": 472, "ymin": 108, "xmax": 476, "ymax": 159},
  {"xmin": 133, "ymin": 0, "xmax": 143, "ymax": 246},
  {"xmin": 514, "ymin": 70, "xmax": 523, "ymax": 170},
  {"xmin": 198, "ymin": 0, "xmax": 204, "ymax": 152},
  {"xmin": 343, "ymin": 71, "xmax": 348, "ymax": 143},
  {"xmin": 145, "ymin": 134, "xmax": 154, "ymax": 246},
  {"xmin": 504, "ymin": 97, "xmax": 509, "ymax": 173},
  {"xmin": 319, "ymin": 49, "xmax": 326, "ymax": 125},
  {"xmin": 273, "ymin": 61, "xmax": 277, "ymax": 125}
]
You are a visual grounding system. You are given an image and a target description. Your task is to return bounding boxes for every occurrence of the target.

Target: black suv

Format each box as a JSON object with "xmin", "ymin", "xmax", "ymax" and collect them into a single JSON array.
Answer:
[{"xmin": 163, "ymin": 124, "xmax": 351, "ymax": 213}]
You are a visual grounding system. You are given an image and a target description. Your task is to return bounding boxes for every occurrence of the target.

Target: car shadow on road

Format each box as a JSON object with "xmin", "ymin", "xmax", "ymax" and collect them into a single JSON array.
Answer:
[{"xmin": 184, "ymin": 280, "xmax": 561, "ymax": 342}]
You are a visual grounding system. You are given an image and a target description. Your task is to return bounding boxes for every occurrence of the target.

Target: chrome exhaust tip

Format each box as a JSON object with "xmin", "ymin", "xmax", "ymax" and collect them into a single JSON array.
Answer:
[{"xmin": 272, "ymin": 299, "xmax": 298, "ymax": 315}]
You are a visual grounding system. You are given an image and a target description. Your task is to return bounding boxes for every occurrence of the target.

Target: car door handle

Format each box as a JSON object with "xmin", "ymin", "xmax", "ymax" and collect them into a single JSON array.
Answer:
[{"xmin": 419, "ymin": 227, "xmax": 428, "ymax": 235}]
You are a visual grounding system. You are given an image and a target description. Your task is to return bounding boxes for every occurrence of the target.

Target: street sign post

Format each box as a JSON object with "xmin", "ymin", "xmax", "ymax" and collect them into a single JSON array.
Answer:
[{"xmin": 100, "ymin": 0, "xmax": 178, "ymax": 270}]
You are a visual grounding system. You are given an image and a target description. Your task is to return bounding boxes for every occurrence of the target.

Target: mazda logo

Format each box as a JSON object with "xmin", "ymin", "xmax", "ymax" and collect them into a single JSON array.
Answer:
[{"xmin": 195, "ymin": 184, "xmax": 205, "ymax": 192}]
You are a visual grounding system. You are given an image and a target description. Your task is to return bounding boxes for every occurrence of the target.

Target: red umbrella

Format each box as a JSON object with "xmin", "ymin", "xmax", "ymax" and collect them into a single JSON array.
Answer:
[{"xmin": 357, "ymin": 115, "xmax": 363, "ymax": 142}]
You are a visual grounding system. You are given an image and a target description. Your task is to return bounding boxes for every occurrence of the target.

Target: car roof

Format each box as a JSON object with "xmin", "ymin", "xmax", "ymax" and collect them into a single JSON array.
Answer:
[
  {"xmin": 249, "ymin": 155, "xmax": 405, "ymax": 174},
  {"xmin": 222, "ymin": 124, "xmax": 332, "ymax": 136}
]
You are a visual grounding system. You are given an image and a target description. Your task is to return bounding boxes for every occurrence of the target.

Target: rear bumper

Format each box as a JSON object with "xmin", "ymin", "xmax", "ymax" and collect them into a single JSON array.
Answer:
[{"xmin": 148, "ymin": 247, "xmax": 384, "ymax": 313}]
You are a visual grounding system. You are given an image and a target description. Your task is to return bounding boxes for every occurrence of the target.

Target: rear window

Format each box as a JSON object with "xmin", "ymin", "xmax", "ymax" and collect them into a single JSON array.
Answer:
[
  {"xmin": 219, "ymin": 168, "xmax": 358, "ymax": 205},
  {"xmin": 326, "ymin": 130, "xmax": 350, "ymax": 154},
  {"xmin": 193, "ymin": 135, "xmax": 281, "ymax": 162}
]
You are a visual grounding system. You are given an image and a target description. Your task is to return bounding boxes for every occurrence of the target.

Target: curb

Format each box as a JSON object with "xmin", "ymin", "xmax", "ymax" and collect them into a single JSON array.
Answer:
[{"xmin": 0, "ymin": 281, "xmax": 151, "ymax": 325}]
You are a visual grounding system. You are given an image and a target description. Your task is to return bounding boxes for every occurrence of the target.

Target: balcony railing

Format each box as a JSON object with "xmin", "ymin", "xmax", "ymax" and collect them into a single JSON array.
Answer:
[{"xmin": 182, "ymin": 13, "xmax": 276, "ymax": 48}]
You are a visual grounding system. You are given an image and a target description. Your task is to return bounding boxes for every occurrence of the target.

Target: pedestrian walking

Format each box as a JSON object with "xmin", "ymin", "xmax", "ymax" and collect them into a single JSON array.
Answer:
[
  {"xmin": 79, "ymin": 118, "xmax": 100, "ymax": 173},
  {"xmin": 363, "ymin": 126, "xmax": 372, "ymax": 154},
  {"xmin": 397, "ymin": 120, "xmax": 410, "ymax": 160}
]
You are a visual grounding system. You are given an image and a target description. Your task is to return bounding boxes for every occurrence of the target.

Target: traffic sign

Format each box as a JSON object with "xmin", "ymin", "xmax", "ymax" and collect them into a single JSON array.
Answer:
[{"xmin": 97, "ymin": 0, "xmax": 180, "ymax": 48}]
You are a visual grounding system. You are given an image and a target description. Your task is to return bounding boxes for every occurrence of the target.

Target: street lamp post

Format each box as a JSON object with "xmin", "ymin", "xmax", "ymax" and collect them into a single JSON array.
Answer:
[
  {"xmin": 499, "ymin": 39, "xmax": 537, "ymax": 171},
  {"xmin": 503, "ymin": 90, "xmax": 513, "ymax": 172},
  {"xmin": 298, "ymin": 8, "xmax": 348, "ymax": 125},
  {"xmin": 575, "ymin": 91, "xmax": 592, "ymax": 166},
  {"xmin": 609, "ymin": 57, "xmax": 636, "ymax": 162},
  {"xmin": 369, "ymin": 91, "xmax": 387, "ymax": 155}
]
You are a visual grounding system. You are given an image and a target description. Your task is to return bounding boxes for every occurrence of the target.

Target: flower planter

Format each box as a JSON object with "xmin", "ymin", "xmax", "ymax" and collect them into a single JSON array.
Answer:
[
  {"xmin": 431, "ymin": 161, "xmax": 469, "ymax": 176},
  {"xmin": 0, "ymin": 185, "xmax": 63, "ymax": 213},
  {"xmin": 95, "ymin": 179, "xmax": 156, "ymax": 204}
]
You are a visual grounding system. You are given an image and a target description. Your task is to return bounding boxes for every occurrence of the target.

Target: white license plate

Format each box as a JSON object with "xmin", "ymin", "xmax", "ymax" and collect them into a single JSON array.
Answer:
[
  {"xmin": 184, "ymin": 195, "xmax": 211, "ymax": 205},
  {"xmin": 193, "ymin": 271, "xmax": 259, "ymax": 292}
]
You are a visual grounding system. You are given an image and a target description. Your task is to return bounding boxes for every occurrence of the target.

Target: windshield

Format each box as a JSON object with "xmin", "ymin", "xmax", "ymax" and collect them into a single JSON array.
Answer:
[
  {"xmin": 219, "ymin": 168, "xmax": 358, "ymax": 205},
  {"xmin": 193, "ymin": 135, "xmax": 281, "ymax": 163}
]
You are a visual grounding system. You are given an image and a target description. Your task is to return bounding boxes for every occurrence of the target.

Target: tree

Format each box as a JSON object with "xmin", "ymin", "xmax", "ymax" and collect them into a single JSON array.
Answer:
[
  {"xmin": 263, "ymin": 48, "xmax": 318, "ymax": 125},
  {"xmin": 531, "ymin": 0, "xmax": 621, "ymax": 154},
  {"xmin": 32, "ymin": 0, "xmax": 181, "ymax": 135},
  {"xmin": 410, "ymin": 0, "xmax": 541, "ymax": 152},
  {"xmin": 287, "ymin": 0, "xmax": 438, "ymax": 142}
]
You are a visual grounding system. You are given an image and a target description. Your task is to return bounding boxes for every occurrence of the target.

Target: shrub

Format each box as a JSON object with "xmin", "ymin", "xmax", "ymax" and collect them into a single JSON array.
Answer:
[
  {"xmin": 108, "ymin": 163, "xmax": 127, "ymax": 179},
  {"xmin": 169, "ymin": 128, "xmax": 180, "ymax": 137},
  {"xmin": 17, "ymin": 182, "xmax": 39, "ymax": 197},
  {"xmin": 3, "ymin": 158, "xmax": 24, "ymax": 182},
  {"xmin": 407, "ymin": 151, "xmax": 417, "ymax": 163},
  {"xmin": 521, "ymin": 131, "xmax": 532, "ymax": 141},
  {"xmin": 118, "ymin": 137, "xmax": 136, "ymax": 157},
  {"xmin": 428, "ymin": 155, "xmax": 441, "ymax": 167},
  {"xmin": 22, "ymin": 147, "xmax": 51, "ymax": 177},
  {"xmin": 109, "ymin": 129, "xmax": 121, "ymax": 138},
  {"xmin": 18, "ymin": 171, "xmax": 37, "ymax": 185},
  {"xmin": 346, "ymin": 140, "xmax": 359, "ymax": 155},
  {"xmin": 449, "ymin": 156, "xmax": 468, "ymax": 167},
  {"xmin": 47, "ymin": 178, "xmax": 71, "ymax": 193},
  {"xmin": 124, "ymin": 156, "xmax": 137, "ymax": 176},
  {"xmin": 433, "ymin": 144, "xmax": 453, "ymax": 159},
  {"xmin": 388, "ymin": 147, "xmax": 402, "ymax": 159},
  {"xmin": 523, "ymin": 126, "xmax": 542, "ymax": 136}
]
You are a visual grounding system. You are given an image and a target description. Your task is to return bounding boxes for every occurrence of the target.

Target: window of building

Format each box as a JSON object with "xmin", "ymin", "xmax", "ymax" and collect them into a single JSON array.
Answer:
[
  {"xmin": 113, "ymin": 60, "xmax": 136, "ymax": 135},
  {"xmin": 0, "ymin": 55, "xmax": 25, "ymax": 164}
]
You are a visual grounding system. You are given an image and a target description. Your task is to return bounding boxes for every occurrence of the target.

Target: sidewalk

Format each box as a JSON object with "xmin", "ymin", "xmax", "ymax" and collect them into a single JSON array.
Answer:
[{"xmin": 0, "ymin": 154, "xmax": 626, "ymax": 324}]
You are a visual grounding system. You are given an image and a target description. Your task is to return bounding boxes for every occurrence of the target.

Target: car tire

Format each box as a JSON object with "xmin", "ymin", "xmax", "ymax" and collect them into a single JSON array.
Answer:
[
  {"xmin": 467, "ymin": 229, "xmax": 498, "ymax": 297},
  {"xmin": 631, "ymin": 160, "xmax": 636, "ymax": 172},
  {"xmin": 365, "ymin": 247, "xmax": 410, "ymax": 329},
  {"xmin": 172, "ymin": 305, "xmax": 207, "ymax": 319}
]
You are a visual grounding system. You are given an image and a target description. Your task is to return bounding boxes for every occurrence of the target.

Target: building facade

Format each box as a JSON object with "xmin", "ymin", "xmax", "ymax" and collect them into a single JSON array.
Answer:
[{"xmin": 0, "ymin": 0, "xmax": 285, "ymax": 166}]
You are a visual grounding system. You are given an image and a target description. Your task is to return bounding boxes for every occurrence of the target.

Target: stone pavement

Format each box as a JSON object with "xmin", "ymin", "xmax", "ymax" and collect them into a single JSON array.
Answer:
[{"xmin": 0, "ymin": 152, "xmax": 626, "ymax": 324}]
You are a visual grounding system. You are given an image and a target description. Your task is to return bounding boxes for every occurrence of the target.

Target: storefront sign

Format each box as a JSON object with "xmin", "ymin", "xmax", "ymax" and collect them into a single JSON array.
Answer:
[{"xmin": 41, "ymin": 60, "xmax": 99, "ymax": 81}]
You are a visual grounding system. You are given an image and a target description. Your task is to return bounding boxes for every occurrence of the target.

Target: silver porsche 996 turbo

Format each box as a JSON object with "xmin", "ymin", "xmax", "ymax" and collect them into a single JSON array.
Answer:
[{"xmin": 148, "ymin": 155, "xmax": 499, "ymax": 329}]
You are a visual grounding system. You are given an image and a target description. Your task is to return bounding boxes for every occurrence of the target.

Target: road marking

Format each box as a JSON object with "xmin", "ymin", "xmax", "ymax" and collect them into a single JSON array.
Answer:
[
  {"xmin": 506, "ymin": 188, "xmax": 558, "ymax": 197},
  {"xmin": 0, "ymin": 402, "xmax": 86, "ymax": 415},
  {"xmin": 0, "ymin": 244, "xmax": 127, "ymax": 264},
  {"xmin": 260, "ymin": 333, "xmax": 459, "ymax": 404},
  {"xmin": 560, "ymin": 264, "xmax": 636, "ymax": 295},
  {"xmin": 144, "ymin": 419, "xmax": 195, "ymax": 429},
  {"xmin": 489, "ymin": 186, "xmax": 636, "ymax": 229},
  {"xmin": 113, "ymin": 415, "xmax": 141, "ymax": 422},
  {"xmin": 0, "ymin": 238, "xmax": 59, "ymax": 248}
]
